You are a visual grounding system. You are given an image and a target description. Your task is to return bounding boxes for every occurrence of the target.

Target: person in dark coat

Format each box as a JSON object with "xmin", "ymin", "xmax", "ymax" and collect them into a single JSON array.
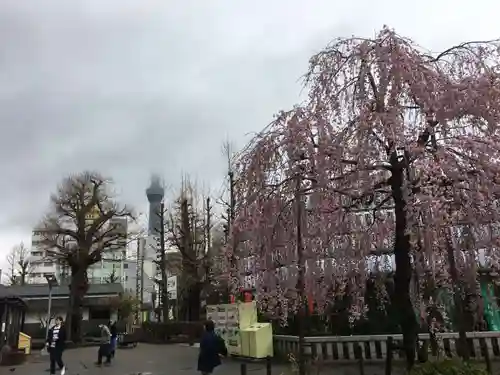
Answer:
[
  {"xmin": 45, "ymin": 316, "xmax": 67, "ymax": 375},
  {"xmin": 197, "ymin": 320, "xmax": 227, "ymax": 375}
]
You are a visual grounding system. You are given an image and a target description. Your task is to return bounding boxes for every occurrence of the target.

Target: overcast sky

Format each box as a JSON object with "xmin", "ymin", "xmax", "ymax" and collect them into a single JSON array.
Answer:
[{"xmin": 0, "ymin": 0, "xmax": 498, "ymax": 273}]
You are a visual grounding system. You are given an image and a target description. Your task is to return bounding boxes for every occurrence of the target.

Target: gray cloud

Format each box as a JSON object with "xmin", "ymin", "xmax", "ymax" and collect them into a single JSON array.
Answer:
[{"xmin": 0, "ymin": 0, "xmax": 498, "ymax": 264}]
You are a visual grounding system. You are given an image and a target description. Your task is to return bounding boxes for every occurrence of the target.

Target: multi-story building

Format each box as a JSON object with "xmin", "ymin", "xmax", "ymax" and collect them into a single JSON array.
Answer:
[
  {"xmin": 28, "ymin": 217, "xmax": 129, "ymax": 285},
  {"xmin": 88, "ymin": 217, "xmax": 128, "ymax": 284},
  {"xmin": 122, "ymin": 242, "xmax": 156, "ymax": 304},
  {"xmin": 28, "ymin": 228, "xmax": 59, "ymax": 284}
]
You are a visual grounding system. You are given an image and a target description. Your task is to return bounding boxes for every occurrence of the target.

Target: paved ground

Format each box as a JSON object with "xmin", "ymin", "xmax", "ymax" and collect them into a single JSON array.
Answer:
[{"xmin": 13, "ymin": 344, "xmax": 393, "ymax": 375}]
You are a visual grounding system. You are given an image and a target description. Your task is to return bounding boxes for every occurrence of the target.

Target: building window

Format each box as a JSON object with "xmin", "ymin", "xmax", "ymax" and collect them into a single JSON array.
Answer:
[{"xmin": 123, "ymin": 263, "xmax": 128, "ymax": 269}]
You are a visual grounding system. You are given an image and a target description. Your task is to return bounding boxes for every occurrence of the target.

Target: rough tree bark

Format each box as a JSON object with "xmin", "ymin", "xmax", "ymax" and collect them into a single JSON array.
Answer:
[{"xmin": 390, "ymin": 158, "xmax": 418, "ymax": 369}]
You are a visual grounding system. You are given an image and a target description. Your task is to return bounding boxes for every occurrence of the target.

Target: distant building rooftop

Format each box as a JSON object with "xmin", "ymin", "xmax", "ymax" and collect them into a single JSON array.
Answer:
[{"xmin": 0, "ymin": 283, "xmax": 123, "ymax": 299}]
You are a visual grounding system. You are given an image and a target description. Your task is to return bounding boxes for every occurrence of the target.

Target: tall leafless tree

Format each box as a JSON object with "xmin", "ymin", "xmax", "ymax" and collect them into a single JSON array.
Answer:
[
  {"xmin": 6, "ymin": 242, "xmax": 31, "ymax": 285},
  {"xmin": 167, "ymin": 178, "xmax": 212, "ymax": 321},
  {"xmin": 39, "ymin": 171, "xmax": 134, "ymax": 342},
  {"xmin": 6, "ymin": 248, "xmax": 17, "ymax": 285}
]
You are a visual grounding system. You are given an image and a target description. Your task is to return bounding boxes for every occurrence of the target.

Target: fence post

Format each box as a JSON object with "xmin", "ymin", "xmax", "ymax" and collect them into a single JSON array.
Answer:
[
  {"xmin": 240, "ymin": 362, "xmax": 247, "ymax": 375},
  {"xmin": 480, "ymin": 338, "xmax": 492, "ymax": 375},
  {"xmin": 385, "ymin": 336, "xmax": 393, "ymax": 375},
  {"xmin": 354, "ymin": 343, "xmax": 365, "ymax": 375},
  {"xmin": 266, "ymin": 356, "xmax": 272, "ymax": 375}
]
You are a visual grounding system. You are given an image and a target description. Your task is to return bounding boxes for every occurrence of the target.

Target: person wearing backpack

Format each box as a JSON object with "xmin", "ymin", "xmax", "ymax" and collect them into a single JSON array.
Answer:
[{"xmin": 197, "ymin": 320, "xmax": 228, "ymax": 375}]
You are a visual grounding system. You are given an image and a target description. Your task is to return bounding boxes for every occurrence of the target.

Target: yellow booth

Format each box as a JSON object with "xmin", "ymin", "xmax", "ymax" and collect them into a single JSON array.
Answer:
[{"xmin": 206, "ymin": 301, "xmax": 273, "ymax": 359}]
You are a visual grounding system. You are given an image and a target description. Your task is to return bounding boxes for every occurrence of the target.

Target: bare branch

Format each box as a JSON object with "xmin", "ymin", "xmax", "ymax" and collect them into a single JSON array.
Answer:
[{"xmin": 36, "ymin": 171, "xmax": 134, "ymax": 341}]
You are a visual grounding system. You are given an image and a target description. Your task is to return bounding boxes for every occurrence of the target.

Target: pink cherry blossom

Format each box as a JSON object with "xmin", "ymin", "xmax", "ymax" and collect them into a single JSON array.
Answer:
[{"xmin": 226, "ymin": 26, "xmax": 500, "ymax": 366}]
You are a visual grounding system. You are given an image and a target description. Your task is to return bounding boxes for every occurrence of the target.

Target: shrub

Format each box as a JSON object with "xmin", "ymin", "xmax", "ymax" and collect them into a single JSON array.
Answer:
[{"xmin": 410, "ymin": 359, "xmax": 488, "ymax": 375}]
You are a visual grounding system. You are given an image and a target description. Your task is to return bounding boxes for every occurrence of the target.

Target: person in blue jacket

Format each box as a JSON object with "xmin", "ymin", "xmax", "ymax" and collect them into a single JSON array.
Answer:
[
  {"xmin": 109, "ymin": 321, "xmax": 118, "ymax": 358},
  {"xmin": 197, "ymin": 320, "xmax": 227, "ymax": 375}
]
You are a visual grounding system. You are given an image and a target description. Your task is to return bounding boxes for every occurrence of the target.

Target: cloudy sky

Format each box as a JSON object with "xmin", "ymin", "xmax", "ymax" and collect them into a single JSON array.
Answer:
[{"xmin": 0, "ymin": 0, "xmax": 498, "ymax": 271}]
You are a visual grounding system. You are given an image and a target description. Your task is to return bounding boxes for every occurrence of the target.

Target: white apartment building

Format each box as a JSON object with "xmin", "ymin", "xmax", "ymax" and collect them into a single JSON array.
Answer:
[
  {"xmin": 88, "ymin": 217, "xmax": 128, "ymax": 284},
  {"xmin": 28, "ymin": 217, "xmax": 129, "ymax": 285},
  {"xmin": 28, "ymin": 228, "xmax": 59, "ymax": 284}
]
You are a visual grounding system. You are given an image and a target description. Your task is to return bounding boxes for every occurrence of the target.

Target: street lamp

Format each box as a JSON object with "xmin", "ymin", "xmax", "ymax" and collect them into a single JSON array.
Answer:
[{"xmin": 44, "ymin": 274, "xmax": 59, "ymax": 340}]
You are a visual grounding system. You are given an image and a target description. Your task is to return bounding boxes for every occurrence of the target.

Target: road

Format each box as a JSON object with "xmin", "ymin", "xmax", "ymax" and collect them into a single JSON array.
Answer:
[{"xmin": 15, "ymin": 344, "xmax": 391, "ymax": 375}]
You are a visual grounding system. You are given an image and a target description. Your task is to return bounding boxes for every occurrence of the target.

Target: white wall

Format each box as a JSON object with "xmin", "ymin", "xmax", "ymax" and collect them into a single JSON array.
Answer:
[
  {"xmin": 122, "ymin": 258, "xmax": 156, "ymax": 305},
  {"xmin": 25, "ymin": 308, "xmax": 90, "ymax": 326},
  {"xmin": 25, "ymin": 307, "xmax": 118, "ymax": 328}
]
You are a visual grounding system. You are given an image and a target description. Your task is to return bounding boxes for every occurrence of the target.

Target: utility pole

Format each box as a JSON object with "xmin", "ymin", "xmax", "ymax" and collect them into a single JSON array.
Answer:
[
  {"xmin": 228, "ymin": 171, "xmax": 235, "ymax": 224},
  {"xmin": 140, "ymin": 239, "xmax": 144, "ymax": 314},
  {"xmin": 135, "ymin": 238, "xmax": 141, "ymax": 324},
  {"xmin": 224, "ymin": 170, "xmax": 237, "ymax": 303},
  {"xmin": 205, "ymin": 197, "xmax": 212, "ymax": 285},
  {"xmin": 158, "ymin": 202, "xmax": 168, "ymax": 323}
]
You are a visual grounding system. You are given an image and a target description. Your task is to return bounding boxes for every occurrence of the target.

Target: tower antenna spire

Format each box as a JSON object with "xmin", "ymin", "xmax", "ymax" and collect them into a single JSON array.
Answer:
[{"xmin": 146, "ymin": 174, "xmax": 165, "ymax": 236}]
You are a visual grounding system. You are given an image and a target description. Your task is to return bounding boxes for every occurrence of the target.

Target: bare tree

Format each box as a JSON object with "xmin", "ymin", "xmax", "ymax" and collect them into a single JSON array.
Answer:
[
  {"xmin": 6, "ymin": 248, "xmax": 18, "ymax": 285},
  {"xmin": 16, "ymin": 243, "xmax": 31, "ymax": 285},
  {"xmin": 6, "ymin": 243, "xmax": 31, "ymax": 285},
  {"xmin": 39, "ymin": 171, "xmax": 134, "ymax": 342},
  {"xmin": 220, "ymin": 140, "xmax": 236, "ymax": 242},
  {"xmin": 204, "ymin": 225, "xmax": 229, "ymax": 304},
  {"xmin": 105, "ymin": 266, "xmax": 120, "ymax": 283},
  {"xmin": 37, "ymin": 311, "xmax": 56, "ymax": 329},
  {"xmin": 167, "ymin": 178, "xmax": 211, "ymax": 321}
]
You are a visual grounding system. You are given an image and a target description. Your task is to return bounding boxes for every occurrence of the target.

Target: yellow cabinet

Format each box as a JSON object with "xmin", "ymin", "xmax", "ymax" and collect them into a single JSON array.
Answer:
[
  {"xmin": 240, "ymin": 323, "xmax": 273, "ymax": 359},
  {"xmin": 225, "ymin": 301, "xmax": 257, "ymax": 329},
  {"xmin": 238, "ymin": 302, "xmax": 257, "ymax": 328},
  {"xmin": 18, "ymin": 332, "xmax": 31, "ymax": 355},
  {"xmin": 207, "ymin": 301, "xmax": 259, "ymax": 356}
]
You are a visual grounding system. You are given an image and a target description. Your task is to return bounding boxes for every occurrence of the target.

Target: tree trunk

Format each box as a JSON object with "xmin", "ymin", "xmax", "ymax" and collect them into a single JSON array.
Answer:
[
  {"xmin": 295, "ymin": 176, "xmax": 306, "ymax": 375},
  {"xmin": 445, "ymin": 230, "xmax": 469, "ymax": 360},
  {"xmin": 391, "ymin": 162, "xmax": 418, "ymax": 370},
  {"xmin": 188, "ymin": 283, "xmax": 201, "ymax": 321},
  {"xmin": 65, "ymin": 289, "xmax": 73, "ymax": 342},
  {"xmin": 70, "ymin": 267, "xmax": 88, "ymax": 343}
]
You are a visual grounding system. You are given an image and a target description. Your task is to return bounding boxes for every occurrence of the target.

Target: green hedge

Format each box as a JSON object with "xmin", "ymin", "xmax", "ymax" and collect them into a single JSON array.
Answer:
[{"xmin": 410, "ymin": 359, "xmax": 488, "ymax": 375}]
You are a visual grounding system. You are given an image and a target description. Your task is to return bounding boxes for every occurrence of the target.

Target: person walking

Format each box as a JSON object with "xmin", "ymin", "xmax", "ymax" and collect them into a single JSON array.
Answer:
[
  {"xmin": 109, "ymin": 321, "xmax": 118, "ymax": 359},
  {"xmin": 95, "ymin": 323, "xmax": 112, "ymax": 366},
  {"xmin": 197, "ymin": 320, "xmax": 227, "ymax": 375},
  {"xmin": 45, "ymin": 316, "xmax": 67, "ymax": 375}
]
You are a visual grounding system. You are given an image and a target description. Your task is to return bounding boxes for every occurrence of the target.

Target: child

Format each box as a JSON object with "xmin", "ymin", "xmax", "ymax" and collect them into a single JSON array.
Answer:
[{"xmin": 197, "ymin": 320, "xmax": 228, "ymax": 375}]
